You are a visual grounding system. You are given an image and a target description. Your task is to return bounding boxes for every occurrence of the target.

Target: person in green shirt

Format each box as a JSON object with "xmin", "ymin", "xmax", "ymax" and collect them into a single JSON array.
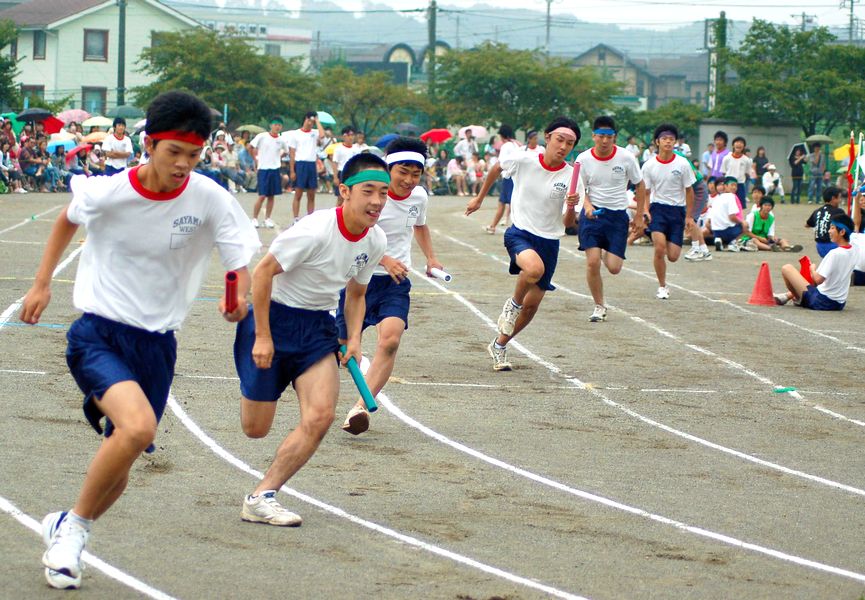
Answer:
[{"xmin": 740, "ymin": 194, "xmax": 802, "ymax": 252}]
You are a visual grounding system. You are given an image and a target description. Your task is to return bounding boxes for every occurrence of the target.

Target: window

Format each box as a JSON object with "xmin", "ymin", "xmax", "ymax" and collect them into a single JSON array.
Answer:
[
  {"xmin": 10, "ymin": 37, "xmax": 17, "ymax": 61},
  {"xmin": 81, "ymin": 87, "xmax": 106, "ymax": 114},
  {"xmin": 598, "ymin": 48, "xmax": 606, "ymax": 63},
  {"xmin": 636, "ymin": 79, "xmax": 645, "ymax": 96},
  {"xmin": 83, "ymin": 29, "xmax": 108, "ymax": 61},
  {"xmin": 264, "ymin": 43, "xmax": 280, "ymax": 57},
  {"xmin": 33, "ymin": 31, "xmax": 46, "ymax": 60},
  {"xmin": 21, "ymin": 85, "xmax": 44, "ymax": 100}
]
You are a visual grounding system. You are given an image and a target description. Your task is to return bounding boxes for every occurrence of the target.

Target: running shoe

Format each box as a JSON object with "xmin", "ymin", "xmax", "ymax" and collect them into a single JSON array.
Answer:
[
  {"xmin": 251, "ymin": 218, "xmax": 259, "ymax": 228},
  {"xmin": 683, "ymin": 246, "xmax": 702, "ymax": 261},
  {"xmin": 726, "ymin": 241, "xmax": 740, "ymax": 252},
  {"xmin": 589, "ymin": 304, "xmax": 607, "ymax": 322},
  {"xmin": 341, "ymin": 404, "xmax": 370, "ymax": 435},
  {"xmin": 656, "ymin": 286, "xmax": 670, "ymax": 300},
  {"xmin": 785, "ymin": 244, "xmax": 804, "ymax": 253},
  {"xmin": 740, "ymin": 240, "xmax": 757, "ymax": 252},
  {"xmin": 264, "ymin": 218, "xmax": 275, "ymax": 229},
  {"xmin": 487, "ymin": 340, "xmax": 512, "ymax": 372},
  {"xmin": 496, "ymin": 298, "xmax": 521, "ymax": 336},
  {"xmin": 774, "ymin": 293, "xmax": 791, "ymax": 306},
  {"xmin": 714, "ymin": 237, "xmax": 723, "ymax": 252},
  {"xmin": 42, "ymin": 511, "xmax": 87, "ymax": 584},
  {"xmin": 241, "ymin": 492, "xmax": 302, "ymax": 526}
]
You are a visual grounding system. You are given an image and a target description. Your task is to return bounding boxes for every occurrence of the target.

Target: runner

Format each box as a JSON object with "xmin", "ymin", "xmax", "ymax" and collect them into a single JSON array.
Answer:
[
  {"xmin": 484, "ymin": 125, "xmax": 520, "ymax": 234},
  {"xmin": 249, "ymin": 117, "xmax": 290, "ymax": 228},
  {"xmin": 288, "ymin": 111, "xmax": 326, "ymax": 222},
  {"xmin": 332, "ymin": 126, "xmax": 361, "ymax": 206}
]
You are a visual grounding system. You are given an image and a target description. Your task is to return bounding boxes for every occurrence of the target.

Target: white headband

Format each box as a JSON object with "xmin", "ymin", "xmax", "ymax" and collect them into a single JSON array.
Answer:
[{"xmin": 386, "ymin": 151, "xmax": 425, "ymax": 166}]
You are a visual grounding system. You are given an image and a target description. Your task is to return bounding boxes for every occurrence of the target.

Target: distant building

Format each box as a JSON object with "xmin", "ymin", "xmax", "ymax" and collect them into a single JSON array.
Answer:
[{"xmin": 312, "ymin": 40, "xmax": 449, "ymax": 86}]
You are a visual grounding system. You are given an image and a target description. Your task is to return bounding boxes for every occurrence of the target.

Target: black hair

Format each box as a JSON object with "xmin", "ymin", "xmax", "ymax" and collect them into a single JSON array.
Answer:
[
  {"xmin": 706, "ymin": 176, "xmax": 717, "ymax": 184},
  {"xmin": 653, "ymin": 123, "xmax": 678, "ymax": 142},
  {"xmin": 526, "ymin": 130, "xmax": 538, "ymax": 139},
  {"xmin": 713, "ymin": 130, "xmax": 728, "ymax": 144},
  {"xmin": 499, "ymin": 124, "xmax": 515, "ymax": 140},
  {"xmin": 384, "ymin": 136, "xmax": 428, "ymax": 170},
  {"xmin": 304, "ymin": 111, "xmax": 317, "ymax": 120},
  {"xmin": 731, "ymin": 136, "xmax": 746, "ymax": 147},
  {"xmin": 823, "ymin": 185, "xmax": 842, "ymax": 202},
  {"xmin": 592, "ymin": 115, "xmax": 616, "ymax": 132},
  {"xmin": 341, "ymin": 152, "xmax": 388, "ymax": 186},
  {"xmin": 341, "ymin": 126, "xmax": 354, "ymax": 135},
  {"xmin": 832, "ymin": 213, "xmax": 855, "ymax": 239},
  {"xmin": 113, "ymin": 117, "xmax": 126, "ymax": 128},
  {"xmin": 759, "ymin": 196, "xmax": 774, "ymax": 208},
  {"xmin": 145, "ymin": 91, "xmax": 211, "ymax": 143},
  {"xmin": 751, "ymin": 185, "xmax": 766, "ymax": 195},
  {"xmin": 545, "ymin": 116, "xmax": 581, "ymax": 143}
]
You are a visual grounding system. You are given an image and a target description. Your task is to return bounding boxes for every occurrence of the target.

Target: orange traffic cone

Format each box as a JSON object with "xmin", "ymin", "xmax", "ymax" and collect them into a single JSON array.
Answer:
[
  {"xmin": 799, "ymin": 255, "xmax": 814, "ymax": 284},
  {"xmin": 748, "ymin": 262, "xmax": 776, "ymax": 306}
]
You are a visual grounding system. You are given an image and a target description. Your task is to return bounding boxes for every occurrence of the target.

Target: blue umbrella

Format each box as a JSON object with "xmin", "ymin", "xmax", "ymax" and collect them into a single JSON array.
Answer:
[
  {"xmin": 47, "ymin": 139, "xmax": 76, "ymax": 153},
  {"xmin": 375, "ymin": 133, "xmax": 399, "ymax": 149}
]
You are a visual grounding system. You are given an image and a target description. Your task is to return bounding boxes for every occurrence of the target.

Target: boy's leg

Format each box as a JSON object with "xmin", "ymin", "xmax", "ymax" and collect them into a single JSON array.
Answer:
[
  {"xmin": 496, "ymin": 285, "xmax": 546, "ymax": 346},
  {"xmin": 487, "ymin": 202, "xmax": 505, "ymax": 233},
  {"xmin": 363, "ymin": 317, "xmax": 406, "ymax": 398},
  {"xmin": 780, "ymin": 263, "xmax": 810, "ymax": 301},
  {"xmin": 584, "ymin": 247, "xmax": 605, "ymax": 306},
  {"xmin": 263, "ymin": 196, "xmax": 274, "ymax": 220},
  {"xmin": 306, "ymin": 189, "xmax": 316, "ymax": 215},
  {"xmin": 252, "ymin": 195, "xmax": 265, "ymax": 220},
  {"xmin": 240, "ymin": 397, "xmax": 278, "ymax": 439},
  {"xmin": 651, "ymin": 231, "xmax": 669, "ymax": 287},
  {"xmin": 292, "ymin": 188, "xmax": 303, "ymax": 219}
]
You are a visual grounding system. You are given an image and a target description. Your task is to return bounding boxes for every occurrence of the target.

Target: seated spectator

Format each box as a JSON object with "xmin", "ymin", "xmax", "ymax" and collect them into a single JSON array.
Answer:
[
  {"xmin": 0, "ymin": 140, "xmax": 25, "ymax": 193},
  {"xmin": 195, "ymin": 145, "xmax": 227, "ymax": 189},
  {"xmin": 17, "ymin": 137, "xmax": 43, "ymax": 190},
  {"xmin": 49, "ymin": 145, "xmax": 69, "ymax": 192},
  {"xmin": 467, "ymin": 151, "xmax": 485, "ymax": 195},
  {"xmin": 806, "ymin": 185, "xmax": 845, "ymax": 257},
  {"xmin": 66, "ymin": 122, "xmax": 83, "ymax": 144},
  {"xmin": 774, "ymin": 213, "xmax": 857, "ymax": 310},
  {"xmin": 433, "ymin": 149, "xmax": 450, "ymax": 194},
  {"xmin": 65, "ymin": 148, "xmax": 91, "ymax": 186},
  {"xmin": 739, "ymin": 196, "xmax": 802, "ymax": 252},
  {"xmin": 87, "ymin": 145, "xmax": 105, "ymax": 176},
  {"xmin": 220, "ymin": 142, "xmax": 246, "ymax": 193},
  {"xmin": 446, "ymin": 155, "xmax": 468, "ymax": 196},
  {"xmin": 238, "ymin": 141, "xmax": 256, "ymax": 190},
  {"xmin": 703, "ymin": 177, "xmax": 743, "ymax": 251},
  {"xmin": 761, "ymin": 163, "xmax": 785, "ymax": 203}
]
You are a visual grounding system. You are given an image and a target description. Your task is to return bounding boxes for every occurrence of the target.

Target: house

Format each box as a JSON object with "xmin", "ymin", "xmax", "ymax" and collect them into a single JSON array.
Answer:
[
  {"xmin": 0, "ymin": 0, "xmax": 199, "ymax": 112},
  {"xmin": 311, "ymin": 40, "xmax": 450, "ymax": 86}
]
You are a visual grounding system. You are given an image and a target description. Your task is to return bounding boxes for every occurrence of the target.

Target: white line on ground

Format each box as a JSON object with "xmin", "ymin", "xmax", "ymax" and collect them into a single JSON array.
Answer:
[
  {"xmin": 0, "ymin": 246, "xmax": 83, "ymax": 329},
  {"xmin": 0, "ymin": 204, "xmax": 64, "ymax": 236},
  {"xmin": 0, "ymin": 368, "xmax": 47, "ymax": 375},
  {"xmin": 167, "ymin": 395, "xmax": 588, "ymax": 600}
]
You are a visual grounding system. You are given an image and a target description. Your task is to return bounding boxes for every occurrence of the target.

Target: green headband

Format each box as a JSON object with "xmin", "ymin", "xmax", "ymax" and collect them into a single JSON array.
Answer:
[{"xmin": 344, "ymin": 170, "xmax": 390, "ymax": 187}]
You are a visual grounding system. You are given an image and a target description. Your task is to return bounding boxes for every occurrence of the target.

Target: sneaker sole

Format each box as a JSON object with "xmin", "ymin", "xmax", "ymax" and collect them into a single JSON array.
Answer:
[
  {"xmin": 341, "ymin": 410, "xmax": 370, "ymax": 435},
  {"xmin": 42, "ymin": 550, "xmax": 82, "ymax": 579},
  {"xmin": 240, "ymin": 508, "xmax": 302, "ymax": 527},
  {"xmin": 45, "ymin": 568, "xmax": 81, "ymax": 589},
  {"xmin": 486, "ymin": 344, "xmax": 512, "ymax": 372},
  {"xmin": 589, "ymin": 315, "xmax": 607, "ymax": 322}
]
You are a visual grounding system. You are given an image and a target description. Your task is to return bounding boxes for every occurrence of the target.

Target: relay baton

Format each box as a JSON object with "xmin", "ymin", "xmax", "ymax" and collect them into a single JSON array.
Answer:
[
  {"xmin": 592, "ymin": 208, "xmax": 605, "ymax": 216},
  {"xmin": 799, "ymin": 256, "xmax": 814, "ymax": 284},
  {"xmin": 429, "ymin": 267, "xmax": 452, "ymax": 282},
  {"xmin": 568, "ymin": 161, "xmax": 581, "ymax": 196},
  {"xmin": 224, "ymin": 271, "xmax": 238, "ymax": 313},
  {"xmin": 340, "ymin": 344, "xmax": 377, "ymax": 412}
]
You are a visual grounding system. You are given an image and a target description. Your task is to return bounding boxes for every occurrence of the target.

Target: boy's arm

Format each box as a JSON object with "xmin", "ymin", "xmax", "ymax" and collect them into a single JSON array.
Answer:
[
  {"xmin": 342, "ymin": 278, "xmax": 367, "ymax": 365},
  {"xmin": 249, "ymin": 254, "xmax": 282, "ymax": 370},
  {"xmin": 465, "ymin": 161, "xmax": 502, "ymax": 214},
  {"xmin": 20, "ymin": 207, "xmax": 79, "ymax": 324},
  {"xmin": 684, "ymin": 186, "xmax": 695, "ymax": 228},
  {"xmin": 412, "ymin": 224, "xmax": 442, "ymax": 274},
  {"xmin": 855, "ymin": 193, "xmax": 863, "ymax": 231}
]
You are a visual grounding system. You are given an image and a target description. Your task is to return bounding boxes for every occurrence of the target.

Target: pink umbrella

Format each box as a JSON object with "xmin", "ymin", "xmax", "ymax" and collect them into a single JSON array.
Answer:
[
  {"xmin": 458, "ymin": 125, "xmax": 488, "ymax": 140},
  {"xmin": 65, "ymin": 143, "xmax": 92, "ymax": 164},
  {"xmin": 57, "ymin": 109, "xmax": 91, "ymax": 125}
]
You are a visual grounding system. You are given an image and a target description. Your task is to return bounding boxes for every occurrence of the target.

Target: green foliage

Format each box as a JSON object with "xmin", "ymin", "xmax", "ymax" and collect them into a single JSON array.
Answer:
[
  {"xmin": 0, "ymin": 19, "xmax": 20, "ymax": 110},
  {"xmin": 614, "ymin": 100, "xmax": 706, "ymax": 144},
  {"xmin": 436, "ymin": 42, "xmax": 619, "ymax": 131},
  {"xmin": 133, "ymin": 29, "xmax": 317, "ymax": 125},
  {"xmin": 716, "ymin": 20, "xmax": 865, "ymax": 136}
]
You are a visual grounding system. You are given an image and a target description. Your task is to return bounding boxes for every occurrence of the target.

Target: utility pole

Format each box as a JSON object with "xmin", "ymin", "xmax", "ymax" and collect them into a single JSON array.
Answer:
[
  {"xmin": 791, "ymin": 11, "xmax": 815, "ymax": 31},
  {"xmin": 841, "ymin": 0, "xmax": 857, "ymax": 42},
  {"xmin": 427, "ymin": 0, "xmax": 436, "ymax": 100},
  {"xmin": 456, "ymin": 15, "xmax": 460, "ymax": 49},
  {"xmin": 116, "ymin": 0, "xmax": 127, "ymax": 107},
  {"xmin": 705, "ymin": 10, "xmax": 727, "ymax": 111},
  {"xmin": 545, "ymin": 0, "xmax": 552, "ymax": 56}
]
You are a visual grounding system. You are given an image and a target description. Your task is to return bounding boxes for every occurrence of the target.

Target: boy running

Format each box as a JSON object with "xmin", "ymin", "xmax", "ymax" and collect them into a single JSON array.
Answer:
[
  {"xmin": 332, "ymin": 126, "xmax": 361, "ymax": 203},
  {"xmin": 337, "ymin": 137, "xmax": 443, "ymax": 434},
  {"xmin": 250, "ymin": 117, "xmax": 290, "ymax": 228},
  {"xmin": 642, "ymin": 124, "xmax": 696, "ymax": 299},
  {"xmin": 288, "ymin": 111, "xmax": 326, "ymax": 222},
  {"xmin": 234, "ymin": 153, "xmax": 387, "ymax": 524},
  {"xmin": 465, "ymin": 117, "xmax": 581, "ymax": 371},
  {"xmin": 577, "ymin": 116, "xmax": 646, "ymax": 321},
  {"xmin": 20, "ymin": 91, "xmax": 259, "ymax": 589}
]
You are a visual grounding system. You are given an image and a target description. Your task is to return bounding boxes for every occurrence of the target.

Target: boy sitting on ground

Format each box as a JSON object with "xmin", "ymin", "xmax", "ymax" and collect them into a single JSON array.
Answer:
[{"xmin": 739, "ymin": 196, "xmax": 803, "ymax": 252}]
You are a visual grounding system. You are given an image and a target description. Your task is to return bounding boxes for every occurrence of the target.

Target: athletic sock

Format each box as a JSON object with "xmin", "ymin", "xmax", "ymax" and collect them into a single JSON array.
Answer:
[
  {"xmin": 67, "ymin": 511, "xmax": 93, "ymax": 532},
  {"xmin": 493, "ymin": 341, "xmax": 507, "ymax": 350},
  {"xmin": 690, "ymin": 240, "xmax": 699, "ymax": 248},
  {"xmin": 510, "ymin": 298, "xmax": 522, "ymax": 309},
  {"xmin": 250, "ymin": 489, "xmax": 277, "ymax": 500},
  {"xmin": 699, "ymin": 244, "xmax": 708, "ymax": 252}
]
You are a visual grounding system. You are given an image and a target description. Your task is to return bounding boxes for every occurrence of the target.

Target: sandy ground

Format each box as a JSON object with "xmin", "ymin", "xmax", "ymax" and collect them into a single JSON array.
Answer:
[{"xmin": 2, "ymin": 189, "xmax": 865, "ymax": 599}]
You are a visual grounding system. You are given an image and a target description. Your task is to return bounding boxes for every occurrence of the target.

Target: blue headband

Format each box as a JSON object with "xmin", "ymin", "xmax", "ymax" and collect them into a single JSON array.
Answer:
[
  {"xmin": 593, "ymin": 128, "xmax": 616, "ymax": 136},
  {"xmin": 831, "ymin": 220, "xmax": 851, "ymax": 234}
]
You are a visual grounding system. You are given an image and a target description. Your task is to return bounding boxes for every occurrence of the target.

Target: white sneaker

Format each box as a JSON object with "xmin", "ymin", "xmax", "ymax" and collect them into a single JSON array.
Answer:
[
  {"xmin": 487, "ymin": 340, "xmax": 512, "ymax": 371},
  {"xmin": 774, "ymin": 293, "xmax": 791, "ymax": 306},
  {"xmin": 16, "ymin": 187, "xmax": 27, "ymax": 194},
  {"xmin": 683, "ymin": 246, "xmax": 701, "ymax": 261},
  {"xmin": 656, "ymin": 286, "xmax": 670, "ymax": 300},
  {"xmin": 42, "ymin": 511, "xmax": 88, "ymax": 583},
  {"xmin": 740, "ymin": 239, "xmax": 756, "ymax": 252},
  {"xmin": 341, "ymin": 404, "xmax": 370, "ymax": 435},
  {"xmin": 251, "ymin": 218, "xmax": 259, "ymax": 228},
  {"xmin": 700, "ymin": 250, "xmax": 713, "ymax": 261},
  {"xmin": 264, "ymin": 218, "xmax": 275, "ymax": 229},
  {"xmin": 497, "ymin": 298, "xmax": 521, "ymax": 336},
  {"xmin": 727, "ymin": 241, "xmax": 740, "ymax": 252},
  {"xmin": 241, "ymin": 492, "xmax": 302, "ymax": 527},
  {"xmin": 589, "ymin": 304, "xmax": 607, "ymax": 322},
  {"xmin": 714, "ymin": 237, "xmax": 722, "ymax": 252}
]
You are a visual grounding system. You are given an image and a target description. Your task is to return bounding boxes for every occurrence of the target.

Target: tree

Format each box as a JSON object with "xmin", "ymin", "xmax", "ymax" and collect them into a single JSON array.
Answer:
[
  {"xmin": 435, "ymin": 42, "xmax": 619, "ymax": 131},
  {"xmin": 0, "ymin": 19, "xmax": 20, "ymax": 110},
  {"xmin": 716, "ymin": 20, "xmax": 865, "ymax": 136},
  {"xmin": 134, "ymin": 29, "xmax": 317, "ymax": 125},
  {"xmin": 317, "ymin": 65, "xmax": 428, "ymax": 137}
]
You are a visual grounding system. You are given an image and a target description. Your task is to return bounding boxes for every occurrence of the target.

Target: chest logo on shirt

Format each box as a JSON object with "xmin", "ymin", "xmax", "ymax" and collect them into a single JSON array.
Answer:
[
  {"xmin": 346, "ymin": 252, "xmax": 370, "ymax": 279},
  {"xmin": 550, "ymin": 181, "xmax": 567, "ymax": 200},
  {"xmin": 612, "ymin": 166, "xmax": 626, "ymax": 176},
  {"xmin": 170, "ymin": 215, "xmax": 202, "ymax": 249},
  {"xmin": 408, "ymin": 205, "xmax": 419, "ymax": 217}
]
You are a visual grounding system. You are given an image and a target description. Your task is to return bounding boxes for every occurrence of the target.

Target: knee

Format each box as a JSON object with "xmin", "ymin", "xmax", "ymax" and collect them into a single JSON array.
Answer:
[
  {"xmin": 117, "ymin": 419, "xmax": 157, "ymax": 453},
  {"xmin": 242, "ymin": 420, "xmax": 270, "ymax": 439},
  {"xmin": 301, "ymin": 406, "xmax": 335, "ymax": 439},
  {"xmin": 523, "ymin": 263, "xmax": 545, "ymax": 282},
  {"xmin": 607, "ymin": 263, "xmax": 623, "ymax": 275},
  {"xmin": 378, "ymin": 333, "xmax": 402, "ymax": 356}
]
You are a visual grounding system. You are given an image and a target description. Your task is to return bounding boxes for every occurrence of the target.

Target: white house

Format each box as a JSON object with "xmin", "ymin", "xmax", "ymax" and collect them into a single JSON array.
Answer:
[{"xmin": 0, "ymin": 0, "xmax": 200, "ymax": 112}]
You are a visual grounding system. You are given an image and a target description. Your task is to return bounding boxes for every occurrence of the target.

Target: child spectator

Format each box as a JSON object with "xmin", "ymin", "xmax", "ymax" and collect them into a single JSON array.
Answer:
[
  {"xmin": 704, "ymin": 176, "xmax": 743, "ymax": 251},
  {"xmin": 739, "ymin": 196, "xmax": 802, "ymax": 252},
  {"xmin": 806, "ymin": 185, "xmax": 845, "ymax": 257},
  {"xmin": 761, "ymin": 163, "xmax": 785, "ymax": 203}
]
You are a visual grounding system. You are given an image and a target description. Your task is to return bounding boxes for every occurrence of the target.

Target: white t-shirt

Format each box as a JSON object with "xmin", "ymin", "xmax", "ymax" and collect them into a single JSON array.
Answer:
[
  {"xmin": 374, "ymin": 187, "xmax": 428, "ymax": 276},
  {"xmin": 721, "ymin": 153, "xmax": 753, "ymax": 184},
  {"xmin": 287, "ymin": 128, "xmax": 320, "ymax": 162},
  {"xmin": 850, "ymin": 232, "xmax": 865, "ymax": 271},
  {"xmin": 269, "ymin": 207, "xmax": 387, "ymax": 311},
  {"xmin": 497, "ymin": 140, "xmax": 521, "ymax": 179},
  {"xmin": 707, "ymin": 193, "xmax": 741, "ymax": 230},
  {"xmin": 332, "ymin": 143, "xmax": 361, "ymax": 172},
  {"xmin": 250, "ymin": 132, "xmax": 288, "ymax": 170},
  {"xmin": 817, "ymin": 244, "xmax": 858, "ymax": 302},
  {"xmin": 101, "ymin": 134, "xmax": 133, "ymax": 170},
  {"xmin": 66, "ymin": 168, "xmax": 260, "ymax": 332},
  {"xmin": 642, "ymin": 154, "xmax": 696, "ymax": 207},
  {"xmin": 577, "ymin": 146, "xmax": 642, "ymax": 211},
  {"xmin": 501, "ymin": 152, "xmax": 582, "ymax": 240}
]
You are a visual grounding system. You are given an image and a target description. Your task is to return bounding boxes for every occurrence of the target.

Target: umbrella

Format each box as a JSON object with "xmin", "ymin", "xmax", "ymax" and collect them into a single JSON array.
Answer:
[
  {"xmin": 82, "ymin": 115, "xmax": 112, "ymax": 129},
  {"xmin": 16, "ymin": 107, "xmax": 52, "ymax": 121},
  {"xmin": 47, "ymin": 139, "xmax": 76, "ymax": 153},
  {"xmin": 83, "ymin": 131, "xmax": 107, "ymax": 143},
  {"xmin": 133, "ymin": 118, "xmax": 147, "ymax": 132},
  {"xmin": 833, "ymin": 144, "xmax": 854, "ymax": 162},
  {"xmin": 1, "ymin": 112, "xmax": 24, "ymax": 135},
  {"xmin": 458, "ymin": 125, "xmax": 488, "ymax": 140},
  {"xmin": 65, "ymin": 143, "xmax": 92, "ymax": 164},
  {"xmin": 805, "ymin": 134, "xmax": 833, "ymax": 144},
  {"xmin": 366, "ymin": 146, "xmax": 384, "ymax": 157},
  {"xmin": 236, "ymin": 124, "xmax": 265, "ymax": 134},
  {"xmin": 57, "ymin": 109, "xmax": 90, "ymax": 125},
  {"xmin": 787, "ymin": 142, "xmax": 808, "ymax": 162},
  {"xmin": 374, "ymin": 133, "xmax": 399, "ymax": 149},
  {"xmin": 394, "ymin": 122, "xmax": 420, "ymax": 135},
  {"xmin": 41, "ymin": 115, "xmax": 64, "ymax": 135},
  {"xmin": 324, "ymin": 142, "xmax": 338, "ymax": 156},
  {"xmin": 106, "ymin": 105, "xmax": 144, "ymax": 120},
  {"xmin": 420, "ymin": 128, "xmax": 452, "ymax": 144},
  {"xmin": 49, "ymin": 130, "xmax": 75, "ymax": 142},
  {"xmin": 316, "ymin": 111, "xmax": 336, "ymax": 126}
]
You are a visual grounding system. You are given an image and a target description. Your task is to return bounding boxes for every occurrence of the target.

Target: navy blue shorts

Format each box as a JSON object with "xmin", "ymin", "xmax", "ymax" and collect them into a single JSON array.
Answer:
[
  {"xmin": 577, "ymin": 207, "xmax": 629, "ymax": 259},
  {"xmin": 294, "ymin": 160, "xmax": 317, "ymax": 190},
  {"xmin": 234, "ymin": 302, "xmax": 339, "ymax": 401},
  {"xmin": 257, "ymin": 168, "xmax": 282, "ymax": 197},
  {"xmin": 335, "ymin": 274, "xmax": 411, "ymax": 339},
  {"xmin": 499, "ymin": 177, "xmax": 514, "ymax": 204},
  {"xmin": 66, "ymin": 313, "xmax": 177, "ymax": 453},
  {"xmin": 647, "ymin": 203, "xmax": 686, "ymax": 246},
  {"xmin": 504, "ymin": 225, "xmax": 559, "ymax": 291},
  {"xmin": 104, "ymin": 165, "xmax": 125, "ymax": 176},
  {"xmin": 801, "ymin": 285, "xmax": 845, "ymax": 311},
  {"xmin": 712, "ymin": 224, "xmax": 742, "ymax": 244}
]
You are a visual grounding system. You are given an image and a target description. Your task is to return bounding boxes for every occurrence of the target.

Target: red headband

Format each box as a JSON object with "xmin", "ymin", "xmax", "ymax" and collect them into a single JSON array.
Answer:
[{"xmin": 147, "ymin": 130, "xmax": 207, "ymax": 146}]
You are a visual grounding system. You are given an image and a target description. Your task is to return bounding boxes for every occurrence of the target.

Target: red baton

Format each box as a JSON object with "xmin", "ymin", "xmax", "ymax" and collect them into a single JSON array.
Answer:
[{"xmin": 225, "ymin": 271, "xmax": 238, "ymax": 313}]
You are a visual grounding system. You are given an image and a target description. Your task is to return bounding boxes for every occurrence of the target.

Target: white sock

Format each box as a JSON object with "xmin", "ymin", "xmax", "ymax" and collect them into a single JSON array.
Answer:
[
  {"xmin": 510, "ymin": 298, "xmax": 522, "ymax": 309},
  {"xmin": 493, "ymin": 341, "xmax": 506, "ymax": 350},
  {"xmin": 67, "ymin": 511, "xmax": 93, "ymax": 532},
  {"xmin": 690, "ymin": 240, "xmax": 698, "ymax": 248},
  {"xmin": 700, "ymin": 244, "xmax": 708, "ymax": 252}
]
